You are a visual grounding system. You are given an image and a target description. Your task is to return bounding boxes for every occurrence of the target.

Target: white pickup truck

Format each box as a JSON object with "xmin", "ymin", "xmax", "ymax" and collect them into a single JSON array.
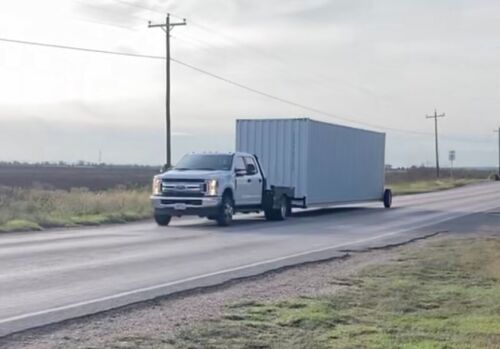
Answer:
[{"xmin": 151, "ymin": 152, "xmax": 294, "ymax": 226}]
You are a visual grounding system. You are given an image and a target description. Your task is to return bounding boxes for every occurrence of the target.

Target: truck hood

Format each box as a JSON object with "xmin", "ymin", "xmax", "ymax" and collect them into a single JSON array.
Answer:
[{"xmin": 160, "ymin": 169, "xmax": 229, "ymax": 180}]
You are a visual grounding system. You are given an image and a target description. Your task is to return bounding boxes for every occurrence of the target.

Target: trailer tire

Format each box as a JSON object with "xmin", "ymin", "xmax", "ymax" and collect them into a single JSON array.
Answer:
[
  {"xmin": 154, "ymin": 214, "xmax": 171, "ymax": 226},
  {"xmin": 383, "ymin": 189, "xmax": 393, "ymax": 208},
  {"xmin": 216, "ymin": 194, "xmax": 234, "ymax": 226}
]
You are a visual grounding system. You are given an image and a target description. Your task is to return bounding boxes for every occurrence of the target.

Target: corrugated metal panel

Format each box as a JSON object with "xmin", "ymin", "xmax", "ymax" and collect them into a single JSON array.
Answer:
[
  {"xmin": 236, "ymin": 118, "xmax": 385, "ymax": 206},
  {"xmin": 306, "ymin": 119, "xmax": 385, "ymax": 204},
  {"xmin": 236, "ymin": 119, "xmax": 309, "ymax": 197}
]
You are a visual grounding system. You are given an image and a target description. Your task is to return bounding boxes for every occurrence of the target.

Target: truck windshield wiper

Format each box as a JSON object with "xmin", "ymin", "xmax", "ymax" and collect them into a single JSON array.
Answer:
[
  {"xmin": 173, "ymin": 167, "xmax": 190, "ymax": 171},
  {"xmin": 194, "ymin": 168, "xmax": 217, "ymax": 171}
]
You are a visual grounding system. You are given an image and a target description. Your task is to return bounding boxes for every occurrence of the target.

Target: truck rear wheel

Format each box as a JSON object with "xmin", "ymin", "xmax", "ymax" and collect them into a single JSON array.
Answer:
[
  {"xmin": 383, "ymin": 189, "xmax": 393, "ymax": 208},
  {"xmin": 265, "ymin": 196, "xmax": 288, "ymax": 221},
  {"xmin": 216, "ymin": 194, "xmax": 234, "ymax": 226},
  {"xmin": 154, "ymin": 214, "xmax": 172, "ymax": 226}
]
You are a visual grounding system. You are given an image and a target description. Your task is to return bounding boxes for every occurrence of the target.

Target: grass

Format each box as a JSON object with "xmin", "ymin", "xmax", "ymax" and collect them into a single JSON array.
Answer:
[
  {"xmin": 0, "ymin": 187, "xmax": 152, "ymax": 232},
  {"xmin": 388, "ymin": 178, "xmax": 482, "ymax": 195},
  {"xmin": 124, "ymin": 235, "xmax": 500, "ymax": 348}
]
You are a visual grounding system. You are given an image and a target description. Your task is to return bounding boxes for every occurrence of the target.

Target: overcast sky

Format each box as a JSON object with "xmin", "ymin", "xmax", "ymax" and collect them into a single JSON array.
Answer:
[{"xmin": 0, "ymin": 0, "xmax": 499, "ymax": 167}]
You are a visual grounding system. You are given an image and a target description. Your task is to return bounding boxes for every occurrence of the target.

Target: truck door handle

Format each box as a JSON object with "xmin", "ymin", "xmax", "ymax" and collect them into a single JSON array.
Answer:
[{"xmin": 247, "ymin": 179, "xmax": 252, "ymax": 183}]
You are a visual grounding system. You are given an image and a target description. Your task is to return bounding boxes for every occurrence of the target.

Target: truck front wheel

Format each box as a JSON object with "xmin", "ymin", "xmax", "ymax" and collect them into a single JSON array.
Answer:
[
  {"xmin": 154, "ymin": 214, "xmax": 172, "ymax": 226},
  {"xmin": 216, "ymin": 194, "xmax": 234, "ymax": 226}
]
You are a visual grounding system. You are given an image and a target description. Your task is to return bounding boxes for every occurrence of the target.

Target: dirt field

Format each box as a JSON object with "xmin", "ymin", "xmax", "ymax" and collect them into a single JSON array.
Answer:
[
  {"xmin": 0, "ymin": 164, "xmax": 158, "ymax": 191},
  {"xmin": 0, "ymin": 164, "xmax": 493, "ymax": 191},
  {"xmin": 385, "ymin": 166, "xmax": 493, "ymax": 184}
]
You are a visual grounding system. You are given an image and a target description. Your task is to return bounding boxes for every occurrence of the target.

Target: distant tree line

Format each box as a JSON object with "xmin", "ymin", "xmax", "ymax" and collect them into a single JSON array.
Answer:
[{"xmin": 0, "ymin": 161, "xmax": 160, "ymax": 169}]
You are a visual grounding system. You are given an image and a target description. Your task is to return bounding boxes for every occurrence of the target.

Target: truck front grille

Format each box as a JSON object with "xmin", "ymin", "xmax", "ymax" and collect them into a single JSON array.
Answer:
[
  {"xmin": 161, "ymin": 181, "xmax": 206, "ymax": 197},
  {"xmin": 165, "ymin": 191, "xmax": 205, "ymax": 197},
  {"xmin": 161, "ymin": 199, "xmax": 203, "ymax": 206}
]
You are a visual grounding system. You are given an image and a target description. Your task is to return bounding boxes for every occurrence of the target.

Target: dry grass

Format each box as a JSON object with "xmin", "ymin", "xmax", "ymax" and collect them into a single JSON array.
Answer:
[
  {"xmin": 388, "ymin": 178, "xmax": 481, "ymax": 195},
  {"xmin": 0, "ymin": 187, "xmax": 152, "ymax": 232}
]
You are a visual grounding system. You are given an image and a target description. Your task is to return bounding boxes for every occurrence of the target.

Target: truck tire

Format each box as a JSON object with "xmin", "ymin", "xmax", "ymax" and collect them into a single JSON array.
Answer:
[
  {"xmin": 216, "ymin": 194, "xmax": 234, "ymax": 226},
  {"xmin": 154, "ymin": 214, "xmax": 171, "ymax": 226},
  {"xmin": 265, "ymin": 196, "xmax": 288, "ymax": 221},
  {"xmin": 383, "ymin": 189, "xmax": 393, "ymax": 208}
]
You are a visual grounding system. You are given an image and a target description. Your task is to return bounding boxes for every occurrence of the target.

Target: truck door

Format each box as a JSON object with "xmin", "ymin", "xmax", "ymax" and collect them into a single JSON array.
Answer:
[
  {"xmin": 244, "ymin": 156, "xmax": 263, "ymax": 205},
  {"xmin": 234, "ymin": 156, "xmax": 251, "ymax": 206}
]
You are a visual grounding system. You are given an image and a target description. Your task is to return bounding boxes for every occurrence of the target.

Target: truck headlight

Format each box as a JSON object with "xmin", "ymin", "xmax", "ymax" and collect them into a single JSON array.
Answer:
[
  {"xmin": 152, "ymin": 177, "xmax": 162, "ymax": 195},
  {"xmin": 206, "ymin": 179, "xmax": 218, "ymax": 196}
]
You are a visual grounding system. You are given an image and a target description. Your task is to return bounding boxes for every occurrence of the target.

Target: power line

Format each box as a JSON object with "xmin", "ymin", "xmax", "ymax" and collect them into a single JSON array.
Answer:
[
  {"xmin": 108, "ymin": 0, "xmax": 380, "ymax": 99},
  {"xmin": 0, "ymin": 36, "xmax": 458, "ymax": 137},
  {"xmin": 0, "ymin": 37, "xmax": 165, "ymax": 60},
  {"xmin": 77, "ymin": 0, "xmax": 497, "ymax": 145}
]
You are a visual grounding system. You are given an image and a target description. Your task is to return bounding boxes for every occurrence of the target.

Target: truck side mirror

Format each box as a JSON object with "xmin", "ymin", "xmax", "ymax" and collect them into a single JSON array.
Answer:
[
  {"xmin": 246, "ymin": 164, "xmax": 256, "ymax": 175},
  {"xmin": 235, "ymin": 168, "xmax": 247, "ymax": 176}
]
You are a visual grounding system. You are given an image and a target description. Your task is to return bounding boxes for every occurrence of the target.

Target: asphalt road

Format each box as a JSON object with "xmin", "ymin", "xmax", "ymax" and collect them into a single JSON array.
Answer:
[{"xmin": 1, "ymin": 182, "xmax": 499, "ymax": 337}]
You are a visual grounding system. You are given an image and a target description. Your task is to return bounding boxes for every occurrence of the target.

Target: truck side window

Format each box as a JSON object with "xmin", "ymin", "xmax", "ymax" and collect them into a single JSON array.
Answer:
[
  {"xmin": 234, "ymin": 157, "xmax": 246, "ymax": 171},
  {"xmin": 244, "ymin": 157, "xmax": 258, "ymax": 175}
]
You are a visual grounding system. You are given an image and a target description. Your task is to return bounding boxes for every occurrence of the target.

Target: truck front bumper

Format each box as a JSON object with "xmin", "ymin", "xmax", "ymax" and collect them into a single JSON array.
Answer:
[{"xmin": 150, "ymin": 195, "xmax": 222, "ymax": 217}]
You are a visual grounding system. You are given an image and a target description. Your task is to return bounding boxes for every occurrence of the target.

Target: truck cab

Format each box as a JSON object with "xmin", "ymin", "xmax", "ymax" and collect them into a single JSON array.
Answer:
[{"xmin": 151, "ymin": 152, "xmax": 293, "ymax": 226}]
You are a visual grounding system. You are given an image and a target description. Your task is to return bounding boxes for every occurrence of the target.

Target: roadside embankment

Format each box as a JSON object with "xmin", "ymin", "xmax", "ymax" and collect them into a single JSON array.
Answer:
[
  {"xmin": 0, "ymin": 187, "xmax": 151, "ymax": 232},
  {"xmin": 388, "ymin": 178, "xmax": 482, "ymax": 195}
]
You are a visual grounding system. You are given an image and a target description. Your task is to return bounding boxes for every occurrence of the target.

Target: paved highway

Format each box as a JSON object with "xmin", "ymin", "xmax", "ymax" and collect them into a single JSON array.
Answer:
[{"xmin": 0, "ymin": 182, "xmax": 499, "ymax": 337}]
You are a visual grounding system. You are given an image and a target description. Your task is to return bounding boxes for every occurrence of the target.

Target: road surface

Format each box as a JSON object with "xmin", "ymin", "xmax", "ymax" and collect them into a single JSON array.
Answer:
[{"xmin": 0, "ymin": 182, "xmax": 499, "ymax": 337}]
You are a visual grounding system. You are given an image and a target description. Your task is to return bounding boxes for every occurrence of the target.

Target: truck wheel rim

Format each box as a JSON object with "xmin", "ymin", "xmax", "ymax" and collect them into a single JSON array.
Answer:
[
  {"xmin": 280, "ymin": 199, "xmax": 287, "ymax": 217},
  {"xmin": 224, "ymin": 201, "xmax": 233, "ymax": 221}
]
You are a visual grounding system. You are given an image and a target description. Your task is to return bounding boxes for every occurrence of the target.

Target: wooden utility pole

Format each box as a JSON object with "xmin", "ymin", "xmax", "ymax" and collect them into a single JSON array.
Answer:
[
  {"xmin": 148, "ymin": 14, "xmax": 186, "ymax": 169},
  {"xmin": 426, "ymin": 109, "xmax": 446, "ymax": 178}
]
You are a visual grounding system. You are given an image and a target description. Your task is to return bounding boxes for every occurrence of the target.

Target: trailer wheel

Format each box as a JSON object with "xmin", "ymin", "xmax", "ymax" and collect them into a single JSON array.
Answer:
[
  {"xmin": 383, "ymin": 189, "xmax": 393, "ymax": 208},
  {"xmin": 216, "ymin": 194, "xmax": 234, "ymax": 226},
  {"xmin": 154, "ymin": 214, "xmax": 171, "ymax": 226}
]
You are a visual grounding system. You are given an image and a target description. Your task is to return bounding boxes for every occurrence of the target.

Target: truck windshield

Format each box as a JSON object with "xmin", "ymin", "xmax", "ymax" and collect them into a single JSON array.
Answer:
[{"xmin": 173, "ymin": 154, "xmax": 234, "ymax": 171}]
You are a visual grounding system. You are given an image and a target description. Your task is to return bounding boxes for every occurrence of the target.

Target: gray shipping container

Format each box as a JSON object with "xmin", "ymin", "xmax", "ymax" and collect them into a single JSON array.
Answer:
[{"xmin": 236, "ymin": 118, "xmax": 386, "ymax": 206}]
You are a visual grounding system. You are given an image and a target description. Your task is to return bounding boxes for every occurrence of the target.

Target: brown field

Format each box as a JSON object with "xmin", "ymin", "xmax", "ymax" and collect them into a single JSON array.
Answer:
[
  {"xmin": 0, "ymin": 164, "xmax": 494, "ymax": 191},
  {"xmin": 0, "ymin": 164, "xmax": 159, "ymax": 191},
  {"xmin": 385, "ymin": 166, "xmax": 493, "ymax": 184}
]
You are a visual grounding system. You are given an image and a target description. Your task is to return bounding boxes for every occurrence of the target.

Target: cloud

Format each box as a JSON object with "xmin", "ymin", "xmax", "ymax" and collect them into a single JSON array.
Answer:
[{"xmin": 72, "ymin": 0, "xmax": 147, "ymax": 29}]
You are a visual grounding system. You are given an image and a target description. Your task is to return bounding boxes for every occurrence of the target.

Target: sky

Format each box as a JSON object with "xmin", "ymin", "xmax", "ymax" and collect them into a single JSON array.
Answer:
[{"xmin": 0, "ymin": 0, "xmax": 499, "ymax": 167}]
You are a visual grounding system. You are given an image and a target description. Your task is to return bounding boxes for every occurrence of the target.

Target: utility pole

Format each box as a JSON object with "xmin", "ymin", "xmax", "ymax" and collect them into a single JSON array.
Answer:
[
  {"xmin": 148, "ymin": 14, "xmax": 187, "ymax": 169},
  {"xmin": 426, "ymin": 109, "xmax": 446, "ymax": 178},
  {"xmin": 495, "ymin": 127, "xmax": 500, "ymax": 177}
]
